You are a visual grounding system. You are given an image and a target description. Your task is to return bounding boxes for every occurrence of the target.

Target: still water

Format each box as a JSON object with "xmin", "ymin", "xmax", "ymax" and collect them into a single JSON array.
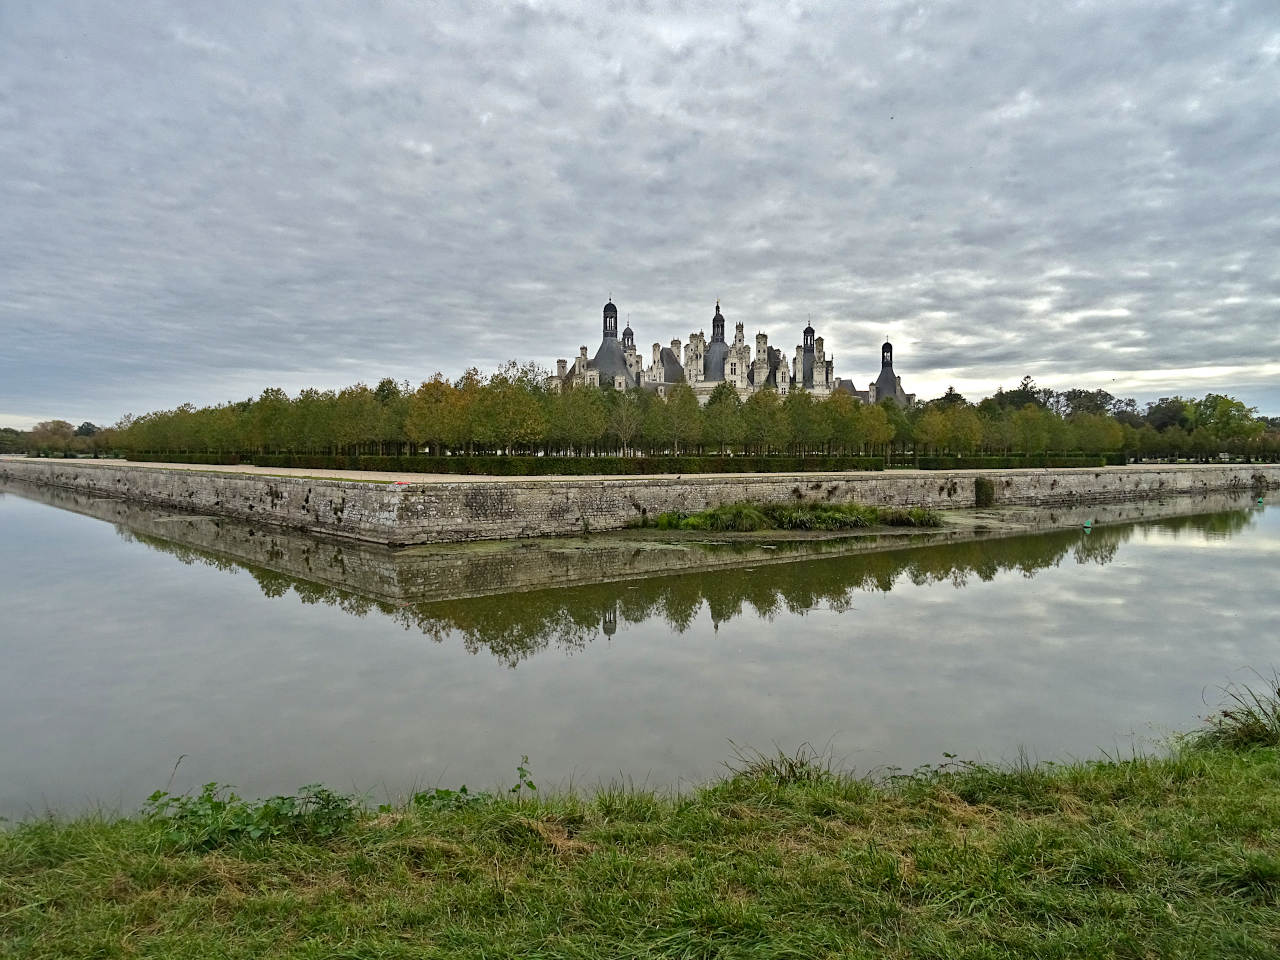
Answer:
[{"xmin": 1, "ymin": 482, "xmax": 1276, "ymax": 817}]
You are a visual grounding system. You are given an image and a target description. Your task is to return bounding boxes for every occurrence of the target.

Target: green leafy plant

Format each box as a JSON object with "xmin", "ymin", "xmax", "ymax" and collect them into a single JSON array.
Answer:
[
  {"xmin": 144, "ymin": 782, "xmax": 357, "ymax": 849},
  {"xmin": 412, "ymin": 785, "xmax": 494, "ymax": 811},
  {"xmin": 510, "ymin": 755, "xmax": 537, "ymax": 796}
]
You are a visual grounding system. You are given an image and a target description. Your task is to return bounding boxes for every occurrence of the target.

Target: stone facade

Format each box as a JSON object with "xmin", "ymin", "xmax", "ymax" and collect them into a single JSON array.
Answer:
[{"xmin": 3, "ymin": 457, "xmax": 1276, "ymax": 547}]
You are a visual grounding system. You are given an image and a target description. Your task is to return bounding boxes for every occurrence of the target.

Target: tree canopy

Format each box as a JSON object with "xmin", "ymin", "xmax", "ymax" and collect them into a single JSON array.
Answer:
[{"xmin": 5, "ymin": 369, "xmax": 1276, "ymax": 463}]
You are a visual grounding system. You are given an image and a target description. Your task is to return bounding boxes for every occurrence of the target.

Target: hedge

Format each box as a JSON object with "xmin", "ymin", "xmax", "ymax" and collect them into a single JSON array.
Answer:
[
  {"xmin": 123, "ymin": 452, "xmax": 1139, "ymax": 474},
  {"xmin": 125, "ymin": 453, "xmax": 887, "ymax": 475},
  {"xmin": 913, "ymin": 454, "xmax": 1111, "ymax": 470},
  {"xmin": 126, "ymin": 452, "xmax": 246, "ymax": 465}
]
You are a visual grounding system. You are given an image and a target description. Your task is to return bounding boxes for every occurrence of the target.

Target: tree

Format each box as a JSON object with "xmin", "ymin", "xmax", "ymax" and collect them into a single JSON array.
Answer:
[
  {"xmin": 782, "ymin": 390, "xmax": 821, "ymax": 454},
  {"xmin": 1194, "ymin": 394, "xmax": 1263, "ymax": 449},
  {"xmin": 914, "ymin": 408, "xmax": 949, "ymax": 455},
  {"xmin": 1145, "ymin": 397, "xmax": 1192, "ymax": 433},
  {"xmin": 742, "ymin": 389, "xmax": 785, "ymax": 454},
  {"xmin": 29, "ymin": 420, "xmax": 75, "ymax": 455},
  {"xmin": 0, "ymin": 427, "xmax": 27, "ymax": 453},
  {"xmin": 452, "ymin": 369, "xmax": 485, "ymax": 454},
  {"xmin": 294, "ymin": 389, "xmax": 336, "ymax": 454},
  {"xmin": 74, "ymin": 421, "xmax": 100, "ymax": 437},
  {"xmin": 979, "ymin": 408, "xmax": 1014, "ymax": 454},
  {"xmin": 1012, "ymin": 404, "xmax": 1049, "ymax": 454},
  {"xmin": 990, "ymin": 375, "xmax": 1051, "ymax": 411},
  {"xmin": 861, "ymin": 403, "xmax": 895, "ymax": 454},
  {"xmin": 335, "ymin": 384, "xmax": 379, "ymax": 456},
  {"xmin": 1059, "ymin": 388, "xmax": 1115, "ymax": 418},
  {"xmin": 1070, "ymin": 412, "xmax": 1123, "ymax": 452},
  {"xmin": 607, "ymin": 392, "xmax": 645, "ymax": 455},
  {"xmin": 878, "ymin": 399, "xmax": 913, "ymax": 459},
  {"xmin": 927, "ymin": 386, "xmax": 968, "ymax": 410},
  {"xmin": 552, "ymin": 385, "xmax": 607, "ymax": 454},
  {"xmin": 702, "ymin": 382, "xmax": 743, "ymax": 453},
  {"xmin": 478, "ymin": 364, "xmax": 548, "ymax": 454},
  {"xmin": 664, "ymin": 384, "xmax": 702, "ymax": 454},
  {"xmin": 405, "ymin": 376, "xmax": 456, "ymax": 455},
  {"xmin": 251, "ymin": 387, "xmax": 292, "ymax": 453},
  {"xmin": 946, "ymin": 406, "xmax": 983, "ymax": 454},
  {"xmin": 373, "ymin": 377, "xmax": 410, "ymax": 456},
  {"xmin": 821, "ymin": 391, "xmax": 863, "ymax": 455}
]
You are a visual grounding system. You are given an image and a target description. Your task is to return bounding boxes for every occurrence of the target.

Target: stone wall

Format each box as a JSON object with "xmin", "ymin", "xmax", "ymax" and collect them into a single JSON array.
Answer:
[{"xmin": 2, "ymin": 457, "xmax": 1277, "ymax": 546}]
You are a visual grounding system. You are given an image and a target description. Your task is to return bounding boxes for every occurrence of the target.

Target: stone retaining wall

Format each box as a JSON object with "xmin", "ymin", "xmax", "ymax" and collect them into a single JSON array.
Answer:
[{"xmin": 2, "ymin": 458, "xmax": 1277, "ymax": 546}]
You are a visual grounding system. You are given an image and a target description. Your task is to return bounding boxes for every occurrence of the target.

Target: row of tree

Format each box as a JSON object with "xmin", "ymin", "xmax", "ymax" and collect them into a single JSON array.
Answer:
[{"xmin": 8, "ymin": 368, "xmax": 1277, "ymax": 460}]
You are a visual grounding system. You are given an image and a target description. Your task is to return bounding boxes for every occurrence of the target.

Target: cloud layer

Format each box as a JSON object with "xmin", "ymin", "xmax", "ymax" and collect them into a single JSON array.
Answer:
[{"xmin": 2, "ymin": 0, "xmax": 1278, "ymax": 426}]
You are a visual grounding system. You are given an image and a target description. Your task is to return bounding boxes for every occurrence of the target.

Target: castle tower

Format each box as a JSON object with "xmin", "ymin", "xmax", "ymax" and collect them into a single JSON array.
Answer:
[
  {"xmin": 872, "ymin": 339, "xmax": 912, "ymax": 405},
  {"xmin": 602, "ymin": 299, "xmax": 618, "ymax": 339},
  {"xmin": 711, "ymin": 300, "xmax": 726, "ymax": 343},
  {"xmin": 801, "ymin": 322, "xmax": 816, "ymax": 389},
  {"xmin": 701, "ymin": 300, "xmax": 730, "ymax": 383}
]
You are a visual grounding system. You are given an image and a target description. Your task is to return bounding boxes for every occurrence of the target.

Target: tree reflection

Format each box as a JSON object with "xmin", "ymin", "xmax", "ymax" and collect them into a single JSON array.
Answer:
[
  {"xmin": 10, "ymin": 476, "xmax": 1255, "ymax": 668},
  {"xmin": 120, "ymin": 508, "xmax": 1254, "ymax": 666}
]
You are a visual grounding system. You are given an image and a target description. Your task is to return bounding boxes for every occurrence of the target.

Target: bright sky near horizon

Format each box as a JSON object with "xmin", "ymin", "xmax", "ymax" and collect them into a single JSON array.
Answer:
[{"xmin": 2, "ymin": 0, "xmax": 1278, "ymax": 430}]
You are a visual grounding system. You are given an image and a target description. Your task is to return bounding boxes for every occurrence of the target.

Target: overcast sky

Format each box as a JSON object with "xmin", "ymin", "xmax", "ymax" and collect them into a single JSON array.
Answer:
[{"xmin": 2, "ymin": 0, "xmax": 1277, "ymax": 428}]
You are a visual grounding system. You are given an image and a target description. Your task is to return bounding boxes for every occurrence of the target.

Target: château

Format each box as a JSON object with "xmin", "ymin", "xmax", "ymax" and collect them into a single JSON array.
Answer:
[{"xmin": 554, "ymin": 299, "xmax": 914, "ymax": 406}]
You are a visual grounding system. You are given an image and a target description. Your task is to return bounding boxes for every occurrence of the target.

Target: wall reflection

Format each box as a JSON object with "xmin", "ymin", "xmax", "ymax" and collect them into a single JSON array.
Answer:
[{"xmin": 1, "ymin": 478, "xmax": 1257, "ymax": 667}]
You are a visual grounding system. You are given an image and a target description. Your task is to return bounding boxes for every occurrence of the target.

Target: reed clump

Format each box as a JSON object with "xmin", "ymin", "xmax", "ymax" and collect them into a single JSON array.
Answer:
[{"xmin": 1194, "ymin": 673, "xmax": 1280, "ymax": 750}]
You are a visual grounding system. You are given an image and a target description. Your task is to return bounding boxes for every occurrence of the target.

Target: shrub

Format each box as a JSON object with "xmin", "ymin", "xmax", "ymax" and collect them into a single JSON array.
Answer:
[{"xmin": 975, "ymin": 475, "xmax": 995, "ymax": 508}]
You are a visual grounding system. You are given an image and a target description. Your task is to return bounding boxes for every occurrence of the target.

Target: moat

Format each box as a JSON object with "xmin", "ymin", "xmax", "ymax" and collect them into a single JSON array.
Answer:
[{"xmin": 1, "ymin": 480, "xmax": 1276, "ymax": 818}]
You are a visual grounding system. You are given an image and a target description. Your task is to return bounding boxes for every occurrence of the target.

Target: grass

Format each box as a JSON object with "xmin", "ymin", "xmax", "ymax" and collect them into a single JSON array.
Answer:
[
  {"xmin": 1193, "ymin": 671, "xmax": 1280, "ymax": 750},
  {"xmin": 4, "ymin": 692, "xmax": 1280, "ymax": 958},
  {"xmin": 652, "ymin": 500, "xmax": 943, "ymax": 532}
]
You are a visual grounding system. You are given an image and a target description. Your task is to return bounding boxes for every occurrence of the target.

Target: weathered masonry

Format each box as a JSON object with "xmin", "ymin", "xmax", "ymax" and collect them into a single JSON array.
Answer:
[{"xmin": 2, "ymin": 458, "xmax": 1277, "ymax": 547}]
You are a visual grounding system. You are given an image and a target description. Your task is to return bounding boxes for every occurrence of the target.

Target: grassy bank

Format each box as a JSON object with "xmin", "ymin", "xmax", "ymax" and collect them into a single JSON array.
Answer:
[
  {"xmin": 4, "ymin": 696, "xmax": 1280, "ymax": 959},
  {"xmin": 652, "ymin": 500, "xmax": 944, "ymax": 532}
]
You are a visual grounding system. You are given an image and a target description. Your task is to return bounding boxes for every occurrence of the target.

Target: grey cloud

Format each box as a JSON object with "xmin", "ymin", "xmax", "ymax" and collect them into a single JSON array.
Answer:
[{"xmin": 2, "ymin": 0, "xmax": 1278, "ymax": 426}]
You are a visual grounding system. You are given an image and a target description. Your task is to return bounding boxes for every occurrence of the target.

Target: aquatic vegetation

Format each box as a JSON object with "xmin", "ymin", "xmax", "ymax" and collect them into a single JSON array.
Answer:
[{"xmin": 653, "ymin": 500, "xmax": 942, "ymax": 531}]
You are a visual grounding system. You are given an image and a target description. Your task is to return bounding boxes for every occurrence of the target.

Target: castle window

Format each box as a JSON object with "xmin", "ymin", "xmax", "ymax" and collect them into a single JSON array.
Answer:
[{"xmin": 730, "ymin": 363, "xmax": 737, "ymax": 374}]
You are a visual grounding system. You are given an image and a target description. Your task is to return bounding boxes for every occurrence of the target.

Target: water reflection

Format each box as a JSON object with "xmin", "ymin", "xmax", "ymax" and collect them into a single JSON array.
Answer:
[
  {"xmin": 115, "ymin": 500, "xmax": 1256, "ymax": 666},
  {"xmin": 1, "ymin": 480, "xmax": 1274, "ymax": 815}
]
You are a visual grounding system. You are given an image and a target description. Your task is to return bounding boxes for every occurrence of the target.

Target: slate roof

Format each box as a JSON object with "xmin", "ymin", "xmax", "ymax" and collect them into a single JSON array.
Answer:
[
  {"xmin": 658, "ymin": 347, "xmax": 685, "ymax": 383},
  {"xmin": 588, "ymin": 337, "xmax": 634, "ymax": 386}
]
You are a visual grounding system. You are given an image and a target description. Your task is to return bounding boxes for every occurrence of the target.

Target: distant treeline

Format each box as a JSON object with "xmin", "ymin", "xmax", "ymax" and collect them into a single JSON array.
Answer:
[{"xmin": 8, "ymin": 367, "xmax": 1278, "ymax": 463}]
